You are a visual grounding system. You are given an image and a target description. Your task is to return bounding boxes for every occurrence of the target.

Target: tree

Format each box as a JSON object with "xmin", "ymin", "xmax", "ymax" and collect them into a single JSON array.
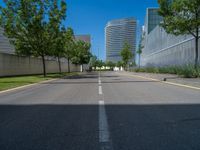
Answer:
[
  {"xmin": 64, "ymin": 27, "xmax": 75, "ymax": 73},
  {"xmin": 116, "ymin": 61, "xmax": 123, "ymax": 70},
  {"xmin": 71, "ymin": 40, "xmax": 91, "ymax": 72},
  {"xmin": 96, "ymin": 60, "xmax": 104, "ymax": 69},
  {"xmin": 89, "ymin": 55, "xmax": 98, "ymax": 70},
  {"xmin": 49, "ymin": 0, "xmax": 67, "ymax": 74},
  {"xmin": 158, "ymin": 0, "xmax": 200, "ymax": 69},
  {"xmin": 0, "ymin": 0, "xmax": 67, "ymax": 77},
  {"xmin": 120, "ymin": 42, "xmax": 134, "ymax": 70},
  {"xmin": 105, "ymin": 61, "xmax": 115, "ymax": 70},
  {"xmin": 137, "ymin": 39, "xmax": 143, "ymax": 69}
]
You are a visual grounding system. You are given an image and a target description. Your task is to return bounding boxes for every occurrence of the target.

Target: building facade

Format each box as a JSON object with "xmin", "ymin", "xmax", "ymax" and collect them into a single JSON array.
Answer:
[
  {"xmin": 144, "ymin": 8, "xmax": 163, "ymax": 36},
  {"xmin": 141, "ymin": 26, "xmax": 200, "ymax": 67},
  {"xmin": 75, "ymin": 35, "xmax": 91, "ymax": 44},
  {"xmin": 105, "ymin": 18, "xmax": 137, "ymax": 63},
  {"xmin": 141, "ymin": 6, "xmax": 200, "ymax": 67}
]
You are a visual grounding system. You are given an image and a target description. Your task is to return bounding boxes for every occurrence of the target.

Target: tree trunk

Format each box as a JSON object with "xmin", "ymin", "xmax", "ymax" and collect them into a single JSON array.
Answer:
[
  {"xmin": 195, "ymin": 29, "xmax": 199, "ymax": 69},
  {"xmin": 42, "ymin": 55, "xmax": 46, "ymax": 77},
  {"xmin": 67, "ymin": 58, "xmax": 71, "ymax": 73},
  {"xmin": 139, "ymin": 54, "xmax": 141, "ymax": 69},
  {"xmin": 58, "ymin": 56, "xmax": 62, "ymax": 74}
]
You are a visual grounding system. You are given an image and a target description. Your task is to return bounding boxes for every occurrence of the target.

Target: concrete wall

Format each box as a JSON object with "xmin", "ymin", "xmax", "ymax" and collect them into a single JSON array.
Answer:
[
  {"xmin": 0, "ymin": 53, "xmax": 80, "ymax": 77},
  {"xmin": 141, "ymin": 26, "xmax": 200, "ymax": 67}
]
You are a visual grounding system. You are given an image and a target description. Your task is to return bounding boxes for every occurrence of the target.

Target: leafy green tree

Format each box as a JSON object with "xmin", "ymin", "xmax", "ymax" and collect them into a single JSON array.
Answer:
[
  {"xmin": 106, "ymin": 61, "xmax": 115, "ymax": 70},
  {"xmin": 89, "ymin": 55, "xmax": 98, "ymax": 70},
  {"xmin": 158, "ymin": 0, "xmax": 200, "ymax": 69},
  {"xmin": 120, "ymin": 42, "xmax": 134, "ymax": 70},
  {"xmin": 49, "ymin": 0, "xmax": 67, "ymax": 74},
  {"xmin": 116, "ymin": 61, "xmax": 124, "ymax": 69},
  {"xmin": 137, "ymin": 39, "xmax": 143, "ymax": 69},
  {"xmin": 71, "ymin": 40, "xmax": 91, "ymax": 71},
  {"xmin": 51, "ymin": 27, "xmax": 66, "ymax": 74},
  {"xmin": 64, "ymin": 27, "xmax": 75, "ymax": 73},
  {"xmin": 0, "ymin": 0, "xmax": 67, "ymax": 77},
  {"xmin": 96, "ymin": 60, "xmax": 104, "ymax": 69}
]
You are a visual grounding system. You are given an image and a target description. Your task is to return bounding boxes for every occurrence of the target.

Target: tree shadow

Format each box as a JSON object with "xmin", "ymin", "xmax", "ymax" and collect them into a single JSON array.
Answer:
[{"xmin": 0, "ymin": 104, "xmax": 200, "ymax": 150}]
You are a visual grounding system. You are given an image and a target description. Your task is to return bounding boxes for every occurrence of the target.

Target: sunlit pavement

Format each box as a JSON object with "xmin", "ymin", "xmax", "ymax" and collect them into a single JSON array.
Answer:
[{"xmin": 0, "ymin": 71, "xmax": 200, "ymax": 150}]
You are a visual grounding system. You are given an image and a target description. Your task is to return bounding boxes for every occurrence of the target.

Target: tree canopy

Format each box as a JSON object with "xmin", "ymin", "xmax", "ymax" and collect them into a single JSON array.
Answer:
[
  {"xmin": 71, "ymin": 40, "xmax": 91, "ymax": 66},
  {"xmin": 0, "ymin": 0, "xmax": 93, "ymax": 75},
  {"xmin": 158, "ymin": 0, "xmax": 200, "ymax": 68},
  {"xmin": 120, "ymin": 42, "xmax": 133, "ymax": 69},
  {"xmin": 0, "ymin": 0, "xmax": 67, "ymax": 76}
]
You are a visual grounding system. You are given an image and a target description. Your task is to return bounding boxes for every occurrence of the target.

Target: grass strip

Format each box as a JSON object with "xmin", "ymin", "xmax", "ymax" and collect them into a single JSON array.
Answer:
[{"xmin": 0, "ymin": 72, "xmax": 78, "ymax": 91}]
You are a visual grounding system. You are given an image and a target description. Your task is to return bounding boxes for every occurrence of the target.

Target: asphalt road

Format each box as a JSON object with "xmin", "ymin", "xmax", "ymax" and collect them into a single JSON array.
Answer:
[{"xmin": 0, "ymin": 71, "xmax": 200, "ymax": 150}]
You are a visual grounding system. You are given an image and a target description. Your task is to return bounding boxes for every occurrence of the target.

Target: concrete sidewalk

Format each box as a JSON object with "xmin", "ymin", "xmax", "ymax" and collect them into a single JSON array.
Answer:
[{"xmin": 124, "ymin": 71, "xmax": 200, "ymax": 88}]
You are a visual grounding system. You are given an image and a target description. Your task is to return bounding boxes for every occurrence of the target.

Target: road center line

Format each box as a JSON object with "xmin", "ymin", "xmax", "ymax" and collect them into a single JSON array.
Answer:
[
  {"xmin": 98, "ymin": 73, "xmax": 102, "ymax": 94},
  {"xmin": 99, "ymin": 100, "xmax": 110, "ymax": 143},
  {"xmin": 98, "ymin": 72, "xmax": 113, "ymax": 150},
  {"xmin": 99, "ymin": 100, "xmax": 113, "ymax": 150},
  {"xmin": 99, "ymin": 86, "xmax": 103, "ymax": 95},
  {"xmin": 99, "ymin": 79, "xmax": 102, "ymax": 85}
]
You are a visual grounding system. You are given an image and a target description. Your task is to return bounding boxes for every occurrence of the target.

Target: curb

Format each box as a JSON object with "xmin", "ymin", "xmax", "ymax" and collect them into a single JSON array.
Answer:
[
  {"xmin": 117, "ymin": 72, "xmax": 200, "ymax": 90},
  {"xmin": 0, "ymin": 78, "xmax": 58, "ymax": 94}
]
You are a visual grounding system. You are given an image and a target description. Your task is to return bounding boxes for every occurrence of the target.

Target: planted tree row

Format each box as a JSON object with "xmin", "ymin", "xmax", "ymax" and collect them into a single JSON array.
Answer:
[{"xmin": 0, "ymin": 0, "xmax": 91, "ymax": 77}]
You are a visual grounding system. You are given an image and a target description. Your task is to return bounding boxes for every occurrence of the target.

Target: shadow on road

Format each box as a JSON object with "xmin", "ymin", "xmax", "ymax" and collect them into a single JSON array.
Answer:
[{"xmin": 0, "ymin": 104, "xmax": 200, "ymax": 150}]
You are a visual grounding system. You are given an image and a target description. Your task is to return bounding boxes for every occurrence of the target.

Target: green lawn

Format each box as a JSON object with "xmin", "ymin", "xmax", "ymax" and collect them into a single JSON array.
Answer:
[{"xmin": 0, "ymin": 72, "xmax": 78, "ymax": 91}]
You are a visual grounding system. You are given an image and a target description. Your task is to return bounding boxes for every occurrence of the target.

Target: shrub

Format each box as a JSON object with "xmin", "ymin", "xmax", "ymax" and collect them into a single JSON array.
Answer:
[{"xmin": 132, "ymin": 65, "xmax": 200, "ymax": 78}]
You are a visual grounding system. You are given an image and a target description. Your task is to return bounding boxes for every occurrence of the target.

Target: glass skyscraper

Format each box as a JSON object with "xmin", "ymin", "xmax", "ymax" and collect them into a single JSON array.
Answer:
[
  {"xmin": 105, "ymin": 18, "xmax": 137, "ymax": 63},
  {"xmin": 144, "ymin": 8, "xmax": 163, "ymax": 35}
]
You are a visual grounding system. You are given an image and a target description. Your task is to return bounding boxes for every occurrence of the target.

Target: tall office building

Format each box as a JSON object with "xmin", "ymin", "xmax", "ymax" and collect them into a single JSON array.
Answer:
[
  {"xmin": 144, "ymin": 8, "xmax": 163, "ymax": 35},
  {"xmin": 105, "ymin": 18, "xmax": 137, "ymax": 63}
]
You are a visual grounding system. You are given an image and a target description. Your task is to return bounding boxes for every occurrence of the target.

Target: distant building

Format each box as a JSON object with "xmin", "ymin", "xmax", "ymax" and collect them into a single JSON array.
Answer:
[
  {"xmin": 144, "ymin": 8, "xmax": 163, "ymax": 36},
  {"xmin": 105, "ymin": 18, "xmax": 137, "ymax": 63},
  {"xmin": 75, "ymin": 35, "xmax": 91, "ymax": 44},
  {"xmin": 0, "ymin": 28, "xmax": 15, "ymax": 54}
]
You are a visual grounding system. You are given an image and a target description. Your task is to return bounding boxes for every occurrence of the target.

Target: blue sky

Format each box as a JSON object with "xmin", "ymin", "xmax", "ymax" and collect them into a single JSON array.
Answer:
[
  {"xmin": 0, "ymin": 0, "xmax": 159, "ymax": 60},
  {"xmin": 66, "ymin": 0, "xmax": 159, "ymax": 60}
]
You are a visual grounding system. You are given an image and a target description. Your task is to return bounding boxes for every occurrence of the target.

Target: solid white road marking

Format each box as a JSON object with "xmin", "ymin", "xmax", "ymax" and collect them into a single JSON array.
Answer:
[
  {"xmin": 99, "ymin": 86, "xmax": 103, "ymax": 95},
  {"xmin": 98, "ymin": 72, "xmax": 102, "ymax": 94},
  {"xmin": 98, "ymin": 72, "xmax": 113, "ymax": 149},
  {"xmin": 99, "ymin": 79, "xmax": 102, "ymax": 85},
  {"xmin": 99, "ymin": 100, "xmax": 105, "ymax": 105},
  {"xmin": 99, "ymin": 100, "xmax": 110, "ymax": 143}
]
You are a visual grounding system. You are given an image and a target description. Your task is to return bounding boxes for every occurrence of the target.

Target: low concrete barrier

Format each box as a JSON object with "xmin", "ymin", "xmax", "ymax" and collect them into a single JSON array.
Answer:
[{"xmin": 0, "ymin": 53, "xmax": 80, "ymax": 77}]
